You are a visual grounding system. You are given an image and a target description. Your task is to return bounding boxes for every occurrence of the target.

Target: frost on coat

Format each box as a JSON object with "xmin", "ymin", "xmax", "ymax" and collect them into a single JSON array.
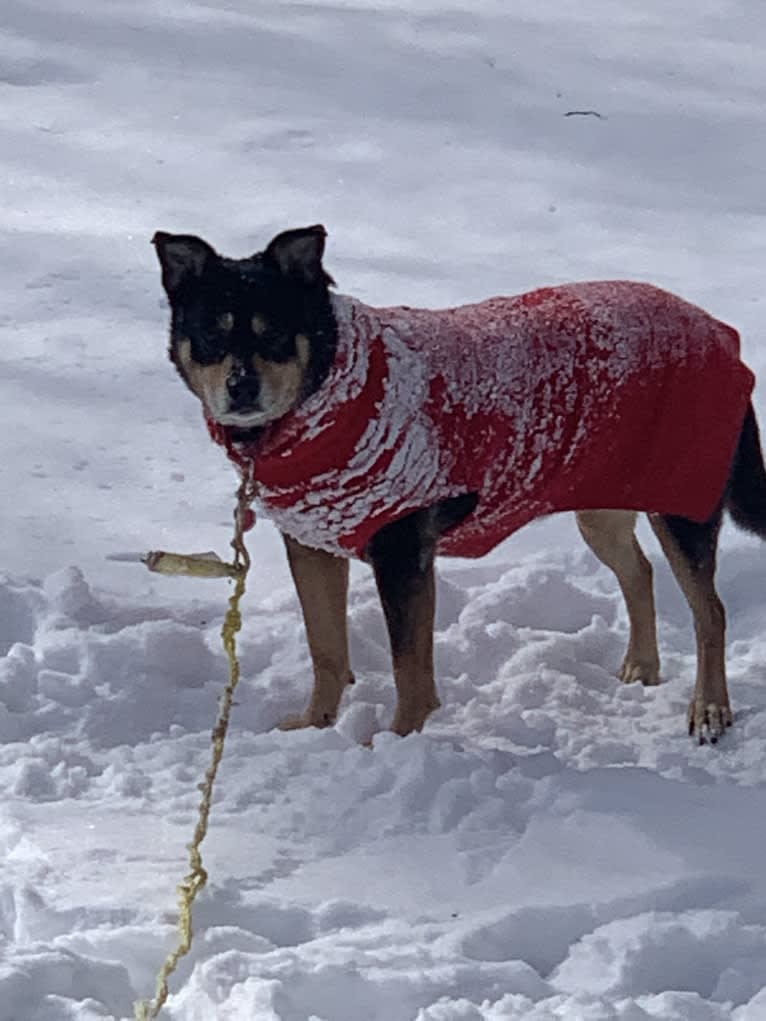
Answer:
[{"xmin": 210, "ymin": 282, "xmax": 754, "ymax": 559}]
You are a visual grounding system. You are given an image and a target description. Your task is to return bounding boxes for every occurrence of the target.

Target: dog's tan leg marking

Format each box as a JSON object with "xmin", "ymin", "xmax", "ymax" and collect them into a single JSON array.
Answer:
[
  {"xmin": 647, "ymin": 514, "xmax": 731, "ymax": 742},
  {"xmin": 279, "ymin": 534, "xmax": 354, "ymax": 730},
  {"xmin": 576, "ymin": 510, "xmax": 660, "ymax": 685}
]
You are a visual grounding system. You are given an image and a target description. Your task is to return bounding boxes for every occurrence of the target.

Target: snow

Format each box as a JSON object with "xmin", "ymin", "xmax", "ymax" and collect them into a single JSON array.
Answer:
[{"xmin": 2, "ymin": 1, "xmax": 766, "ymax": 1018}]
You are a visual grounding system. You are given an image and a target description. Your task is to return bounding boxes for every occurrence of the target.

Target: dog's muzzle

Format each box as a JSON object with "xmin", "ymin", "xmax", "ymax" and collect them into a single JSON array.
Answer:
[{"xmin": 226, "ymin": 366, "xmax": 260, "ymax": 413}]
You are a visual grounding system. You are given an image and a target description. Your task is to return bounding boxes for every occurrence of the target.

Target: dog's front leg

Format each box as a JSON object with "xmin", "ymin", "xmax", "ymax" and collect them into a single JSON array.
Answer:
[
  {"xmin": 280, "ymin": 533, "xmax": 354, "ymax": 730},
  {"xmin": 366, "ymin": 511, "xmax": 440, "ymax": 736}
]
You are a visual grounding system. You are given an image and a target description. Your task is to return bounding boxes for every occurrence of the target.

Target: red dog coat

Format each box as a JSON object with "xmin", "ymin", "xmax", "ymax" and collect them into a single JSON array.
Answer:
[{"xmin": 208, "ymin": 282, "xmax": 754, "ymax": 559}]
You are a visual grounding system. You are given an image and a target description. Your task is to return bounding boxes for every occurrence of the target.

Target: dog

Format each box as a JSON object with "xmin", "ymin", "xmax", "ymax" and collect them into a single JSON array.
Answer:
[{"xmin": 153, "ymin": 224, "xmax": 766, "ymax": 744}]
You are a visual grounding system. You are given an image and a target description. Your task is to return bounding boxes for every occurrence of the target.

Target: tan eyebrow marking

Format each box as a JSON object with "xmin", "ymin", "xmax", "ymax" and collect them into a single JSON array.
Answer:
[
  {"xmin": 217, "ymin": 311, "xmax": 234, "ymax": 331},
  {"xmin": 251, "ymin": 314, "xmax": 269, "ymax": 335}
]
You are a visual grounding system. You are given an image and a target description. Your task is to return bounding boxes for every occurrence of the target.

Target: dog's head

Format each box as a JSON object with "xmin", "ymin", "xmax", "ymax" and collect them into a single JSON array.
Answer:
[{"xmin": 152, "ymin": 225, "xmax": 337, "ymax": 431}]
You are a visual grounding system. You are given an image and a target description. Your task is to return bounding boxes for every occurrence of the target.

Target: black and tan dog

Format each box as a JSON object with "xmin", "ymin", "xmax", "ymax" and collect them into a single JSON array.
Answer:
[{"xmin": 153, "ymin": 224, "xmax": 766, "ymax": 743}]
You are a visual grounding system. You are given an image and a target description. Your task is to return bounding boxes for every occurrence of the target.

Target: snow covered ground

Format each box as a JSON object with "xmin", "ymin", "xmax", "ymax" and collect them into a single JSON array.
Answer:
[{"xmin": 2, "ymin": 1, "xmax": 766, "ymax": 1018}]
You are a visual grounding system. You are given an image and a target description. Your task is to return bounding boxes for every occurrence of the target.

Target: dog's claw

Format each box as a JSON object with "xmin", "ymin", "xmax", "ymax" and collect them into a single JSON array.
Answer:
[{"xmin": 688, "ymin": 700, "xmax": 733, "ymax": 744}]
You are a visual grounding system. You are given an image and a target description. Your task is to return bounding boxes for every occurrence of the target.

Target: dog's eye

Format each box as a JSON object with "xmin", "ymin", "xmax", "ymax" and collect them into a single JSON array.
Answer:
[
  {"xmin": 191, "ymin": 319, "xmax": 229, "ymax": 363},
  {"xmin": 190, "ymin": 310, "xmax": 235, "ymax": 362},
  {"xmin": 258, "ymin": 330, "xmax": 296, "ymax": 362},
  {"xmin": 194, "ymin": 335, "xmax": 227, "ymax": 363},
  {"xmin": 248, "ymin": 314, "xmax": 295, "ymax": 361}
]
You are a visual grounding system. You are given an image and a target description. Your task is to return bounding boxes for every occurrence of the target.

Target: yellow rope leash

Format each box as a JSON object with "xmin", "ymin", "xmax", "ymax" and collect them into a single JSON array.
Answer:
[{"xmin": 134, "ymin": 470, "xmax": 256, "ymax": 1020}]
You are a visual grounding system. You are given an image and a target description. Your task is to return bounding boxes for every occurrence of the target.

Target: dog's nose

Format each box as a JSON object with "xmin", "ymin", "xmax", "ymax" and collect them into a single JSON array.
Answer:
[{"xmin": 226, "ymin": 369, "xmax": 260, "ymax": 411}]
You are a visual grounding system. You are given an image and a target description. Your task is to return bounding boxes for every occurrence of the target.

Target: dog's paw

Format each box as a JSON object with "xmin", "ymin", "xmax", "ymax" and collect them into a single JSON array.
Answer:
[
  {"xmin": 618, "ymin": 654, "xmax": 660, "ymax": 686},
  {"xmin": 688, "ymin": 699, "xmax": 733, "ymax": 745},
  {"xmin": 277, "ymin": 674, "xmax": 354, "ymax": 732},
  {"xmin": 277, "ymin": 710, "xmax": 335, "ymax": 731},
  {"xmin": 391, "ymin": 699, "xmax": 441, "ymax": 737}
]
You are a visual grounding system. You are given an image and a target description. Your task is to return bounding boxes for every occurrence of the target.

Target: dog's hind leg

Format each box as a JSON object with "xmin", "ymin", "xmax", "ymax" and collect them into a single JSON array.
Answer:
[
  {"xmin": 576, "ymin": 510, "xmax": 660, "ymax": 685},
  {"xmin": 648, "ymin": 508, "xmax": 730, "ymax": 743},
  {"xmin": 280, "ymin": 534, "xmax": 355, "ymax": 730}
]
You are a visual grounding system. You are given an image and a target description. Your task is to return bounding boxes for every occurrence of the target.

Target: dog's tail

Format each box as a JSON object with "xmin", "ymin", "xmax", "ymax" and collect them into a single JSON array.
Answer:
[{"xmin": 726, "ymin": 401, "xmax": 766, "ymax": 538}]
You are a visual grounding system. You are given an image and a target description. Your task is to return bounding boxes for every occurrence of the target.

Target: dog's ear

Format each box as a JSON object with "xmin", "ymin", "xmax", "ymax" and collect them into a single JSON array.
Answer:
[
  {"xmin": 152, "ymin": 232, "xmax": 217, "ymax": 296},
  {"xmin": 263, "ymin": 225, "xmax": 330, "ymax": 285}
]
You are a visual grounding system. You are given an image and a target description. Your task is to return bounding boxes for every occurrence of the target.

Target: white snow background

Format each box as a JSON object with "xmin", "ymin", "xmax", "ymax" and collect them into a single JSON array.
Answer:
[{"xmin": 2, "ymin": 1, "xmax": 766, "ymax": 1018}]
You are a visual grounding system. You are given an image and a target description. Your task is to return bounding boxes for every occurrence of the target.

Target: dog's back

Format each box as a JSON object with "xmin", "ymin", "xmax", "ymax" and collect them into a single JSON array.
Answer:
[{"xmin": 236, "ymin": 283, "xmax": 753, "ymax": 559}]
